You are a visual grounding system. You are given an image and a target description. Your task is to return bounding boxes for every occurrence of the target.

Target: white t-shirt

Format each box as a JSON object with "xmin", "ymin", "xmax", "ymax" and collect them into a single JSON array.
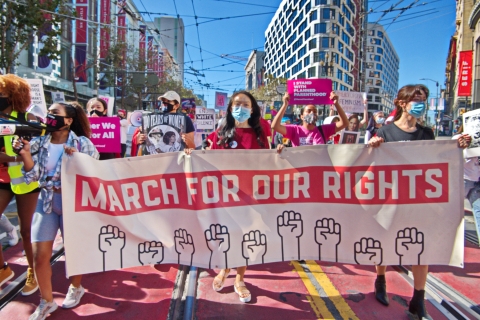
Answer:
[
  {"xmin": 452, "ymin": 134, "xmax": 480, "ymax": 181},
  {"xmin": 46, "ymin": 143, "xmax": 64, "ymax": 176}
]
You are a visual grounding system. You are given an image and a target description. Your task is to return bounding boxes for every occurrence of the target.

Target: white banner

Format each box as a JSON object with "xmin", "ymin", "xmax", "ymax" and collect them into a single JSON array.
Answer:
[
  {"xmin": 463, "ymin": 108, "xmax": 480, "ymax": 157},
  {"xmin": 26, "ymin": 79, "xmax": 47, "ymax": 113},
  {"xmin": 335, "ymin": 91, "xmax": 366, "ymax": 113},
  {"xmin": 52, "ymin": 92, "xmax": 65, "ymax": 103},
  {"xmin": 62, "ymin": 141, "xmax": 464, "ymax": 276}
]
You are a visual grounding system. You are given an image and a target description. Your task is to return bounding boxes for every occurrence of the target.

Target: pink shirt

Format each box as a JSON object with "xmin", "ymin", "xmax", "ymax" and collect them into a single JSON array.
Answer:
[{"xmin": 284, "ymin": 124, "xmax": 336, "ymax": 147}]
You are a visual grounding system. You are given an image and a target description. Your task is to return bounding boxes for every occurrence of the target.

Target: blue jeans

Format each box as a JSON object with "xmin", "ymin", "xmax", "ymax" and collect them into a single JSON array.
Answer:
[{"xmin": 465, "ymin": 179, "xmax": 480, "ymax": 245}]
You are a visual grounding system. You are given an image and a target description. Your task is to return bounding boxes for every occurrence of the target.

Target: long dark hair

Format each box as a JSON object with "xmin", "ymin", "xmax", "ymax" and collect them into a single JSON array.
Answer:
[
  {"xmin": 393, "ymin": 84, "xmax": 429, "ymax": 121},
  {"xmin": 57, "ymin": 103, "xmax": 92, "ymax": 138},
  {"xmin": 217, "ymin": 91, "xmax": 264, "ymax": 148}
]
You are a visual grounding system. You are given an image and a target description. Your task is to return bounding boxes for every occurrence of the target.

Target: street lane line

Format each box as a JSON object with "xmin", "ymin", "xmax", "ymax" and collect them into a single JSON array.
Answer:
[
  {"xmin": 306, "ymin": 260, "xmax": 359, "ymax": 320},
  {"xmin": 291, "ymin": 260, "xmax": 335, "ymax": 319}
]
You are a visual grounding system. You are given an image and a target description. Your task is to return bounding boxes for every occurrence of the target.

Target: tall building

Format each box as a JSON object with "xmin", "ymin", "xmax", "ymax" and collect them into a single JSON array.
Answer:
[
  {"xmin": 245, "ymin": 50, "xmax": 266, "ymax": 90},
  {"xmin": 364, "ymin": 23, "xmax": 399, "ymax": 114},
  {"xmin": 152, "ymin": 17, "xmax": 185, "ymax": 83},
  {"xmin": 264, "ymin": 0, "xmax": 367, "ymax": 92},
  {"xmin": 445, "ymin": 0, "xmax": 474, "ymax": 121}
]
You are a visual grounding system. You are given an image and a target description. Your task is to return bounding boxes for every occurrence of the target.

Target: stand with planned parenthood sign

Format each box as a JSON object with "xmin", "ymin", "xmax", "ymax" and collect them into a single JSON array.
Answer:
[
  {"xmin": 88, "ymin": 117, "xmax": 120, "ymax": 153},
  {"xmin": 335, "ymin": 91, "xmax": 366, "ymax": 114},
  {"xmin": 287, "ymin": 79, "xmax": 332, "ymax": 105},
  {"xmin": 195, "ymin": 108, "xmax": 215, "ymax": 130},
  {"xmin": 61, "ymin": 141, "xmax": 464, "ymax": 276}
]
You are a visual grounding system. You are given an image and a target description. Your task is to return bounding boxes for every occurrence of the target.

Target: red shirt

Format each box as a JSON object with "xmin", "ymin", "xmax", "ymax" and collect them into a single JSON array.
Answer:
[{"xmin": 211, "ymin": 127, "xmax": 269, "ymax": 150}]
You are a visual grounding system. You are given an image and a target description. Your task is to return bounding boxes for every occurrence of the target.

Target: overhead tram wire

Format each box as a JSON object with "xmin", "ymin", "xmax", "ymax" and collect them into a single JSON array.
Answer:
[
  {"xmin": 190, "ymin": 0, "xmax": 205, "ymax": 74},
  {"xmin": 209, "ymin": 0, "xmax": 279, "ymax": 9}
]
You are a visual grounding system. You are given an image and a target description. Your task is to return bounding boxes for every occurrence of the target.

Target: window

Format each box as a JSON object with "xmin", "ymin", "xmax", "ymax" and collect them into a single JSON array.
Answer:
[
  {"xmin": 376, "ymin": 64, "xmax": 383, "ymax": 71},
  {"xmin": 309, "ymin": 38, "xmax": 317, "ymax": 50},
  {"xmin": 375, "ymin": 79, "xmax": 382, "ymax": 86},
  {"xmin": 332, "ymin": 52, "xmax": 339, "ymax": 63},
  {"xmin": 368, "ymin": 30, "xmax": 375, "ymax": 36},
  {"xmin": 367, "ymin": 62, "xmax": 374, "ymax": 69},
  {"xmin": 314, "ymin": 23, "xmax": 327, "ymax": 34},
  {"xmin": 304, "ymin": 28, "xmax": 311, "ymax": 40},
  {"xmin": 377, "ymin": 47, "xmax": 383, "ymax": 54},
  {"xmin": 332, "ymin": 0, "xmax": 340, "ymax": 6},
  {"xmin": 315, "ymin": 0, "xmax": 327, "ymax": 4},
  {"xmin": 367, "ymin": 46, "xmax": 374, "ymax": 52},
  {"xmin": 321, "ymin": 37, "xmax": 334, "ymax": 48},
  {"xmin": 292, "ymin": 38, "xmax": 303, "ymax": 51},
  {"xmin": 338, "ymin": 41, "xmax": 344, "ymax": 54},
  {"xmin": 374, "ymin": 55, "xmax": 381, "ymax": 62},
  {"xmin": 346, "ymin": 22, "xmax": 354, "ymax": 36},
  {"xmin": 332, "ymin": 23, "xmax": 340, "ymax": 35},
  {"xmin": 308, "ymin": 67, "xmax": 316, "ymax": 77},
  {"xmin": 369, "ymin": 87, "xmax": 380, "ymax": 94},
  {"xmin": 347, "ymin": 0, "xmax": 356, "ymax": 14},
  {"xmin": 298, "ymin": 45, "xmax": 307, "ymax": 59},
  {"xmin": 285, "ymin": 48, "xmax": 291, "ymax": 59},
  {"xmin": 366, "ymin": 79, "xmax": 373, "ymax": 85},
  {"xmin": 344, "ymin": 74, "xmax": 352, "ymax": 85},
  {"xmin": 292, "ymin": 61, "xmax": 302, "ymax": 74},
  {"xmin": 341, "ymin": 58, "xmax": 349, "ymax": 70},
  {"xmin": 287, "ymin": 33, "xmax": 297, "ymax": 45},
  {"xmin": 306, "ymin": 2, "xmax": 311, "ymax": 12},
  {"xmin": 304, "ymin": 56, "xmax": 310, "ymax": 66},
  {"xmin": 322, "ymin": 8, "xmax": 335, "ymax": 19},
  {"xmin": 313, "ymin": 51, "xmax": 326, "ymax": 63},
  {"xmin": 297, "ymin": 72, "xmax": 306, "ymax": 79},
  {"xmin": 370, "ymin": 38, "xmax": 381, "ymax": 45},
  {"xmin": 346, "ymin": 49, "xmax": 354, "ymax": 61},
  {"xmin": 377, "ymin": 31, "xmax": 384, "ymax": 38},
  {"xmin": 367, "ymin": 95, "xmax": 373, "ymax": 101},
  {"xmin": 299, "ymin": 20, "xmax": 307, "ymax": 33},
  {"xmin": 339, "ymin": 14, "xmax": 345, "ymax": 26},
  {"xmin": 375, "ymin": 96, "xmax": 382, "ymax": 102},
  {"xmin": 342, "ymin": 31, "xmax": 350, "ymax": 45},
  {"xmin": 310, "ymin": 10, "xmax": 318, "ymax": 22},
  {"xmin": 287, "ymin": 56, "xmax": 296, "ymax": 67},
  {"xmin": 333, "ymin": 81, "xmax": 338, "ymax": 90},
  {"xmin": 285, "ymin": 71, "xmax": 290, "ymax": 78},
  {"xmin": 337, "ymin": 69, "xmax": 343, "ymax": 80}
]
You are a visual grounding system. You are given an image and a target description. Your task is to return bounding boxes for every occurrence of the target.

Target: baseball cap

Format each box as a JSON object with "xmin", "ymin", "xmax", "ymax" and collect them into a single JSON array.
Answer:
[{"xmin": 159, "ymin": 91, "xmax": 181, "ymax": 104}]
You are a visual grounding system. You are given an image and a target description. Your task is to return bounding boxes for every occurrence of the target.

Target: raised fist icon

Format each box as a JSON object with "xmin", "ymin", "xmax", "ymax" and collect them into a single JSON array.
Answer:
[
  {"xmin": 315, "ymin": 218, "xmax": 341, "ymax": 262},
  {"xmin": 205, "ymin": 224, "xmax": 230, "ymax": 269},
  {"xmin": 277, "ymin": 211, "xmax": 303, "ymax": 261},
  {"xmin": 99, "ymin": 225, "xmax": 126, "ymax": 271},
  {"xmin": 354, "ymin": 237, "xmax": 383, "ymax": 266},
  {"xmin": 138, "ymin": 241, "xmax": 164, "ymax": 265},
  {"xmin": 242, "ymin": 230, "xmax": 267, "ymax": 265},
  {"xmin": 174, "ymin": 228, "xmax": 195, "ymax": 265},
  {"xmin": 395, "ymin": 227, "xmax": 424, "ymax": 265}
]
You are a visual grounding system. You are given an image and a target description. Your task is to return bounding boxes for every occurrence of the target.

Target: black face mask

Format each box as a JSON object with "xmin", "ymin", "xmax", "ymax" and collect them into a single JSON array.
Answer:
[
  {"xmin": 90, "ymin": 109, "xmax": 105, "ymax": 117},
  {"xmin": 163, "ymin": 102, "xmax": 174, "ymax": 112},
  {"xmin": 0, "ymin": 97, "xmax": 9, "ymax": 112},
  {"xmin": 45, "ymin": 114, "xmax": 68, "ymax": 131}
]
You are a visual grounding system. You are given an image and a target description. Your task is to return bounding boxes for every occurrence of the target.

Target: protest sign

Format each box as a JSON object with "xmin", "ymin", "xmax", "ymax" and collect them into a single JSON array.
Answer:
[
  {"xmin": 181, "ymin": 98, "xmax": 196, "ymax": 111},
  {"xmin": 98, "ymin": 95, "xmax": 115, "ymax": 116},
  {"xmin": 88, "ymin": 117, "xmax": 121, "ymax": 153},
  {"xmin": 141, "ymin": 112, "xmax": 190, "ymax": 155},
  {"xmin": 287, "ymin": 79, "xmax": 332, "ymax": 105},
  {"xmin": 26, "ymin": 79, "xmax": 47, "ymax": 113},
  {"xmin": 52, "ymin": 92, "xmax": 65, "ymax": 103},
  {"xmin": 62, "ymin": 141, "xmax": 464, "ymax": 276},
  {"xmin": 335, "ymin": 91, "xmax": 366, "ymax": 113},
  {"xmin": 195, "ymin": 108, "xmax": 215, "ymax": 130},
  {"xmin": 463, "ymin": 108, "xmax": 480, "ymax": 157}
]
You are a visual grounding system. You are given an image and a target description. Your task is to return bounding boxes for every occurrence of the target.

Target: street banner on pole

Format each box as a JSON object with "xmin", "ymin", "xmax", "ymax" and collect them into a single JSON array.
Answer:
[
  {"xmin": 287, "ymin": 79, "xmax": 332, "ymax": 105},
  {"xmin": 100, "ymin": 0, "xmax": 110, "ymax": 59},
  {"xmin": 88, "ymin": 117, "xmax": 121, "ymax": 153},
  {"xmin": 62, "ymin": 141, "xmax": 464, "ymax": 276},
  {"xmin": 74, "ymin": 0, "xmax": 88, "ymax": 84},
  {"xmin": 215, "ymin": 92, "xmax": 228, "ymax": 110},
  {"xmin": 458, "ymin": 50, "xmax": 473, "ymax": 97},
  {"xmin": 335, "ymin": 91, "xmax": 366, "ymax": 113}
]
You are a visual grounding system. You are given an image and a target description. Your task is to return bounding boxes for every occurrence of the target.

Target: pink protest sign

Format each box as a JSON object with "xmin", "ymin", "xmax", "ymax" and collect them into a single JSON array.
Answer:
[
  {"xmin": 88, "ymin": 117, "xmax": 120, "ymax": 153},
  {"xmin": 287, "ymin": 79, "xmax": 332, "ymax": 104},
  {"xmin": 215, "ymin": 92, "xmax": 228, "ymax": 110}
]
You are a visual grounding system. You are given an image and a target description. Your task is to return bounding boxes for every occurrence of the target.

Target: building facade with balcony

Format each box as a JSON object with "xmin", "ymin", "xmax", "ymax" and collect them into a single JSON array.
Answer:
[
  {"xmin": 264, "ymin": 0, "xmax": 368, "ymax": 93},
  {"xmin": 364, "ymin": 23, "xmax": 399, "ymax": 114},
  {"xmin": 245, "ymin": 50, "xmax": 266, "ymax": 90}
]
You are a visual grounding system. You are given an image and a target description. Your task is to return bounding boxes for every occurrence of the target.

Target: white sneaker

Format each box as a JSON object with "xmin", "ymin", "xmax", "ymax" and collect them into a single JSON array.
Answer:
[
  {"xmin": 6, "ymin": 227, "xmax": 19, "ymax": 246},
  {"xmin": 61, "ymin": 284, "xmax": 85, "ymax": 309},
  {"xmin": 29, "ymin": 299, "xmax": 58, "ymax": 320}
]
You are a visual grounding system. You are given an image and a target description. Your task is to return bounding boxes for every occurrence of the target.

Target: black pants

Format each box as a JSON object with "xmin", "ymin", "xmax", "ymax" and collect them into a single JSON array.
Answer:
[{"xmin": 121, "ymin": 144, "xmax": 127, "ymax": 158}]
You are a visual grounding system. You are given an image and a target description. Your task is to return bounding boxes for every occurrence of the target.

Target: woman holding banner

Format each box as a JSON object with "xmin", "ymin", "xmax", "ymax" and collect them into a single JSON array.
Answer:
[
  {"xmin": 14, "ymin": 102, "xmax": 99, "ymax": 319},
  {"xmin": 0, "ymin": 74, "xmax": 41, "ymax": 296},
  {"xmin": 368, "ymin": 84, "xmax": 471, "ymax": 319},
  {"xmin": 272, "ymin": 91, "xmax": 348, "ymax": 148},
  {"xmin": 187, "ymin": 91, "xmax": 269, "ymax": 303}
]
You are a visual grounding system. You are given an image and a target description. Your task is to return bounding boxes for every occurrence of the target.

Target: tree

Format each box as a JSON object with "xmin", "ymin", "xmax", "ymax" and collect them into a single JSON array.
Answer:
[
  {"xmin": 249, "ymin": 74, "xmax": 286, "ymax": 102},
  {"xmin": 0, "ymin": 0, "xmax": 73, "ymax": 73}
]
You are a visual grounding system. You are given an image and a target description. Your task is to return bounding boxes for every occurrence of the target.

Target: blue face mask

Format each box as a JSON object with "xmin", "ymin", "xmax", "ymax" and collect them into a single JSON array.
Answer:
[
  {"xmin": 376, "ymin": 117, "xmax": 385, "ymax": 125},
  {"xmin": 408, "ymin": 101, "xmax": 426, "ymax": 118},
  {"xmin": 231, "ymin": 106, "xmax": 251, "ymax": 123}
]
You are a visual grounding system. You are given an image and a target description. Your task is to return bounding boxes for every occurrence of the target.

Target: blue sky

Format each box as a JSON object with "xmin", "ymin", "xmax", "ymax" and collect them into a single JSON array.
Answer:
[{"xmin": 135, "ymin": 0, "xmax": 456, "ymax": 107}]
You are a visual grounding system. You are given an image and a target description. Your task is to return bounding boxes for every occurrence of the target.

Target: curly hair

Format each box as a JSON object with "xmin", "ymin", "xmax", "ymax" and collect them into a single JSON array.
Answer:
[
  {"xmin": 217, "ymin": 90, "xmax": 265, "ymax": 148},
  {"xmin": 0, "ymin": 74, "xmax": 32, "ymax": 112}
]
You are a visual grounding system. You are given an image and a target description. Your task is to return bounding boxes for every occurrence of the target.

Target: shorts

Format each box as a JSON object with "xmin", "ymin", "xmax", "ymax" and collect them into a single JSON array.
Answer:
[
  {"xmin": 0, "ymin": 182, "xmax": 40, "ymax": 194},
  {"xmin": 31, "ymin": 193, "xmax": 63, "ymax": 242}
]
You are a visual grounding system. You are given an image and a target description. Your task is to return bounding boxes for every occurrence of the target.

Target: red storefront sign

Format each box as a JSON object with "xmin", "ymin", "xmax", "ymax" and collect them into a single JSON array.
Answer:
[{"xmin": 458, "ymin": 50, "xmax": 473, "ymax": 97}]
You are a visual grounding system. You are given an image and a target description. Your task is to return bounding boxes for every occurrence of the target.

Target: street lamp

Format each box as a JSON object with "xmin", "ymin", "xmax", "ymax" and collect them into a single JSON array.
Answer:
[{"xmin": 420, "ymin": 78, "xmax": 439, "ymax": 137}]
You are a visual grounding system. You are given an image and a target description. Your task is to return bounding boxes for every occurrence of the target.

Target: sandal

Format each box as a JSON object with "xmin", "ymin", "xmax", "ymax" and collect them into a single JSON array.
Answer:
[
  {"xmin": 234, "ymin": 281, "xmax": 251, "ymax": 303},
  {"xmin": 212, "ymin": 268, "xmax": 230, "ymax": 292}
]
